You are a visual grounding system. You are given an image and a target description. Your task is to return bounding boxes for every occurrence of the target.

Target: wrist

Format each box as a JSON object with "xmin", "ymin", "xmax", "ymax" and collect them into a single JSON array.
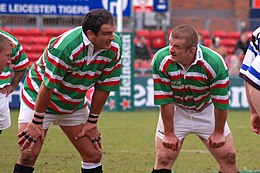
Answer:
[
  {"xmin": 32, "ymin": 111, "xmax": 45, "ymax": 125},
  {"xmin": 87, "ymin": 113, "xmax": 99, "ymax": 124}
]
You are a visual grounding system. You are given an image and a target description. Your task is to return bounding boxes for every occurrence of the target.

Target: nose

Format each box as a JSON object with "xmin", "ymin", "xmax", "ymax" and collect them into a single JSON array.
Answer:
[
  {"xmin": 110, "ymin": 33, "xmax": 114, "ymax": 40},
  {"xmin": 6, "ymin": 58, "xmax": 11, "ymax": 65}
]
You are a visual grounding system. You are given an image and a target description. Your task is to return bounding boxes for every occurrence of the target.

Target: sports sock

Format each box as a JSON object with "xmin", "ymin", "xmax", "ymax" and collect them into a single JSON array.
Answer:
[
  {"xmin": 13, "ymin": 163, "xmax": 34, "ymax": 173},
  {"xmin": 81, "ymin": 165, "xmax": 103, "ymax": 173},
  {"xmin": 151, "ymin": 168, "xmax": 172, "ymax": 173},
  {"xmin": 0, "ymin": 130, "xmax": 2, "ymax": 134}
]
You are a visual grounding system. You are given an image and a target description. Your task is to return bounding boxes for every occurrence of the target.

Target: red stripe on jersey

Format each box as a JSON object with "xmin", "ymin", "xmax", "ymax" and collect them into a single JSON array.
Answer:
[
  {"xmin": 53, "ymin": 92, "xmax": 81, "ymax": 105},
  {"xmin": 22, "ymin": 90, "xmax": 35, "ymax": 110},
  {"xmin": 101, "ymin": 63, "xmax": 121, "ymax": 75},
  {"xmin": 72, "ymin": 45, "xmax": 85, "ymax": 59},
  {"xmin": 211, "ymin": 98, "xmax": 229, "ymax": 104},
  {"xmin": 98, "ymin": 80, "xmax": 120, "ymax": 86},
  {"xmin": 59, "ymin": 82, "xmax": 87, "ymax": 94},
  {"xmin": 68, "ymin": 72, "xmax": 100, "ymax": 80},
  {"xmin": 0, "ymin": 74, "xmax": 11, "ymax": 80},
  {"xmin": 186, "ymin": 75, "xmax": 207, "ymax": 82},
  {"xmin": 169, "ymin": 73, "xmax": 184, "ymax": 80},
  {"xmin": 197, "ymin": 61, "xmax": 214, "ymax": 79},
  {"xmin": 155, "ymin": 94, "xmax": 173, "ymax": 100},
  {"xmin": 12, "ymin": 61, "xmax": 30, "ymax": 71},
  {"xmin": 153, "ymin": 78, "xmax": 171, "ymax": 85},
  {"xmin": 110, "ymin": 45, "xmax": 119, "ymax": 61},
  {"xmin": 162, "ymin": 59, "xmax": 171, "ymax": 74},
  {"xmin": 211, "ymin": 81, "xmax": 229, "ymax": 89},
  {"xmin": 46, "ymin": 51, "xmax": 68, "ymax": 71},
  {"xmin": 44, "ymin": 71, "xmax": 62, "ymax": 84}
]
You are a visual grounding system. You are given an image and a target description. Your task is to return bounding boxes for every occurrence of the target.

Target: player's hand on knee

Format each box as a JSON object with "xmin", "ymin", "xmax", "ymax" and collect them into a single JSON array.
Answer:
[
  {"xmin": 74, "ymin": 123, "xmax": 102, "ymax": 151},
  {"xmin": 251, "ymin": 113, "xmax": 260, "ymax": 135},
  {"xmin": 18, "ymin": 123, "xmax": 44, "ymax": 151},
  {"xmin": 207, "ymin": 132, "xmax": 225, "ymax": 148},
  {"xmin": 162, "ymin": 133, "xmax": 181, "ymax": 151}
]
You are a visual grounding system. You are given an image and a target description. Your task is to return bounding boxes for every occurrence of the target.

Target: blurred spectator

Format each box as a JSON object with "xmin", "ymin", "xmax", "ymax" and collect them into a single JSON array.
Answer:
[
  {"xmin": 228, "ymin": 49, "xmax": 244, "ymax": 76},
  {"xmin": 134, "ymin": 36, "xmax": 151, "ymax": 62},
  {"xmin": 210, "ymin": 36, "xmax": 227, "ymax": 59},
  {"xmin": 198, "ymin": 32, "xmax": 205, "ymax": 46},
  {"xmin": 233, "ymin": 31, "xmax": 250, "ymax": 54}
]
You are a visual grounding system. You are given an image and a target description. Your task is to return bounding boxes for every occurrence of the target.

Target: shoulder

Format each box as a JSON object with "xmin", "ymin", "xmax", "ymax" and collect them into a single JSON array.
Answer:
[
  {"xmin": 49, "ymin": 27, "xmax": 83, "ymax": 50},
  {"xmin": 151, "ymin": 46, "xmax": 170, "ymax": 65}
]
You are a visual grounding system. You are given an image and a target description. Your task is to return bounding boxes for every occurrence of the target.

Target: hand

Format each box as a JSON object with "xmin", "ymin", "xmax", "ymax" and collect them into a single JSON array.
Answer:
[
  {"xmin": 18, "ymin": 122, "xmax": 44, "ymax": 152},
  {"xmin": 251, "ymin": 113, "xmax": 260, "ymax": 135},
  {"xmin": 162, "ymin": 133, "xmax": 181, "ymax": 151},
  {"xmin": 74, "ymin": 123, "xmax": 101, "ymax": 151},
  {"xmin": 0, "ymin": 84, "xmax": 16, "ymax": 96},
  {"xmin": 207, "ymin": 132, "xmax": 225, "ymax": 148}
]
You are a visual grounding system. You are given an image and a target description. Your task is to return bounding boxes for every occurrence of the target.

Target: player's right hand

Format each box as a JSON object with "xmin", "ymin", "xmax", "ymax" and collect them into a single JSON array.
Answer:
[
  {"xmin": 18, "ymin": 122, "xmax": 44, "ymax": 152},
  {"xmin": 162, "ymin": 133, "xmax": 181, "ymax": 151}
]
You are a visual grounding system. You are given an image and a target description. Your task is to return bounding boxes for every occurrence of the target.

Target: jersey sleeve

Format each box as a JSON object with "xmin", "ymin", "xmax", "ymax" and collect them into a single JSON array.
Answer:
[
  {"xmin": 152, "ymin": 53, "xmax": 174, "ymax": 105},
  {"xmin": 209, "ymin": 58, "xmax": 230, "ymax": 110}
]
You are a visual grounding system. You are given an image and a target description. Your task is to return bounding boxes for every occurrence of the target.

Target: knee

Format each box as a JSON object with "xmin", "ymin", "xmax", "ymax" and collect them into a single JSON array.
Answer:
[
  {"xmin": 156, "ymin": 152, "xmax": 175, "ymax": 167},
  {"xmin": 224, "ymin": 152, "xmax": 236, "ymax": 165},
  {"xmin": 19, "ymin": 151, "xmax": 38, "ymax": 166},
  {"xmin": 83, "ymin": 150, "xmax": 102, "ymax": 163}
]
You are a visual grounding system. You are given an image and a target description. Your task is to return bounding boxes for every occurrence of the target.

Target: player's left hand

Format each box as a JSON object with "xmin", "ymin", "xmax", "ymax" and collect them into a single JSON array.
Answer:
[
  {"xmin": 251, "ymin": 113, "xmax": 260, "ymax": 135},
  {"xmin": 74, "ymin": 123, "xmax": 102, "ymax": 151},
  {"xmin": 0, "ymin": 84, "xmax": 16, "ymax": 96},
  {"xmin": 207, "ymin": 132, "xmax": 225, "ymax": 148}
]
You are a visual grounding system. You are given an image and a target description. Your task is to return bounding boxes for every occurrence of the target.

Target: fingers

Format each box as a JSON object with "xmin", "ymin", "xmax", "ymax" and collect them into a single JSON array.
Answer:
[
  {"xmin": 18, "ymin": 131, "xmax": 37, "ymax": 151},
  {"xmin": 74, "ymin": 131, "xmax": 84, "ymax": 141},
  {"xmin": 162, "ymin": 141, "xmax": 180, "ymax": 151},
  {"xmin": 91, "ymin": 136, "xmax": 102, "ymax": 151}
]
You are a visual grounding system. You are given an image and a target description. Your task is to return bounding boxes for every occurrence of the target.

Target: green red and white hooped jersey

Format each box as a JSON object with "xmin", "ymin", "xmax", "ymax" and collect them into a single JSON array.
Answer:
[
  {"xmin": 0, "ymin": 30, "xmax": 30, "ymax": 88},
  {"xmin": 152, "ymin": 45, "xmax": 230, "ymax": 111},
  {"xmin": 22, "ymin": 26, "xmax": 122, "ymax": 114},
  {"xmin": 239, "ymin": 27, "xmax": 260, "ymax": 90}
]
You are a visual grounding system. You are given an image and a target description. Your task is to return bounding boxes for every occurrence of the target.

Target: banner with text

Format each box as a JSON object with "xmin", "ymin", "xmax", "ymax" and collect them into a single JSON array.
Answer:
[{"xmin": 0, "ymin": 0, "xmax": 131, "ymax": 16}]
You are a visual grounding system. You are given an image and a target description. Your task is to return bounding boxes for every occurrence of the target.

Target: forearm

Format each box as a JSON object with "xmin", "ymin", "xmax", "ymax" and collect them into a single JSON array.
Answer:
[
  {"xmin": 34, "ymin": 83, "xmax": 52, "ymax": 114},
  {"xmin": 160, "ymin": 103, "xmax": 174, "ymax": 135},
  {"xmin": 90, "ymin": 88, "xmax": 110, "ymax": 114},
  {"xmin": 245, "ymin": 82, "xmax": 257, "ymax": 115},
  {"xmin": 11, "ymin": 70, "xmax": 27, "ymax": 87},
  {"xmin": 214, "ymin": 108, "xmax": 228, "ymax": 134}
]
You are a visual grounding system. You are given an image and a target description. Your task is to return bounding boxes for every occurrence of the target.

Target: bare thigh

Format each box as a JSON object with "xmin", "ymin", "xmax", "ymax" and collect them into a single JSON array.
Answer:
[
  {"xmin": 154, "ymin": 136, "xmax": 184, "ymax": 170},
  {"xmin": 200, "ymin": 133, "xmax": 237, "ymax": 172},
  {"xmin": 60, "ymin": 124, "xmax": 102, "ymax": 163}
]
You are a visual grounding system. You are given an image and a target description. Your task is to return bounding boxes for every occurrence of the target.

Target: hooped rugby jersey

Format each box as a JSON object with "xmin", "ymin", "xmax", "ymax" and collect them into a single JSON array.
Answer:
[
  {"xmin": 152, "ymin": 45, "xmax": 230, "ymax": 111},
  {"xmin": 22, "ymin": 26, "xmax": 122, "ymax": 114},
  {"xmin": 0, "ymin": 30, "xmax": 30, "ymax": 88}
]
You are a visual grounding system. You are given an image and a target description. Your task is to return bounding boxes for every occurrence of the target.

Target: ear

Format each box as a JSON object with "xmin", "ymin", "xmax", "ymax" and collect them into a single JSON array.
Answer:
[
  {"xmin": 86, "ymin": 30, "xmax": 95, "ymax": 40},
  {"xmin": 189, "ymin": 47, "xmax": 197, "ymax": 55}
]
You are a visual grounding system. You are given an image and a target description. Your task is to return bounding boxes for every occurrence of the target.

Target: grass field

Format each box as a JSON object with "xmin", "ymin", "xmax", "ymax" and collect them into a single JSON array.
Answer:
[{"xmin": 1, "ymin": 110, "xmax": 260, "ymax": 173}]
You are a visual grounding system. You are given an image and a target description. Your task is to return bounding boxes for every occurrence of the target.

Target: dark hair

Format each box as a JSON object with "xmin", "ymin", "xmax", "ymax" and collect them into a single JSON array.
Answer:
[{"xmin": 82, "ymin": 9, "xmax": 115, "ymax": 36}]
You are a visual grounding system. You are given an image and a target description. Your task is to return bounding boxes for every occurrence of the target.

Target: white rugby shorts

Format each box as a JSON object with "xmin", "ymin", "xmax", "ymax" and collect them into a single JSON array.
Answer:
[
  {"xmin": 18, "ymin": 99, "xmax": 89, "ymax": 129},
  {"xmin": 0, "ymin": 92, "xmax": 11, "ymax": 130},
  {"xmin": 156, "ymin": 103, "xmax": 230, "ymax": 140}
]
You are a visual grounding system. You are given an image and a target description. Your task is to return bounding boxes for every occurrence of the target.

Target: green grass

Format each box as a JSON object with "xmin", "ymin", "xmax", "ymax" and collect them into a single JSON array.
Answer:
[{"xmin": 1, "ymin": 110, "xmax": 260, "ymax": 173}]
